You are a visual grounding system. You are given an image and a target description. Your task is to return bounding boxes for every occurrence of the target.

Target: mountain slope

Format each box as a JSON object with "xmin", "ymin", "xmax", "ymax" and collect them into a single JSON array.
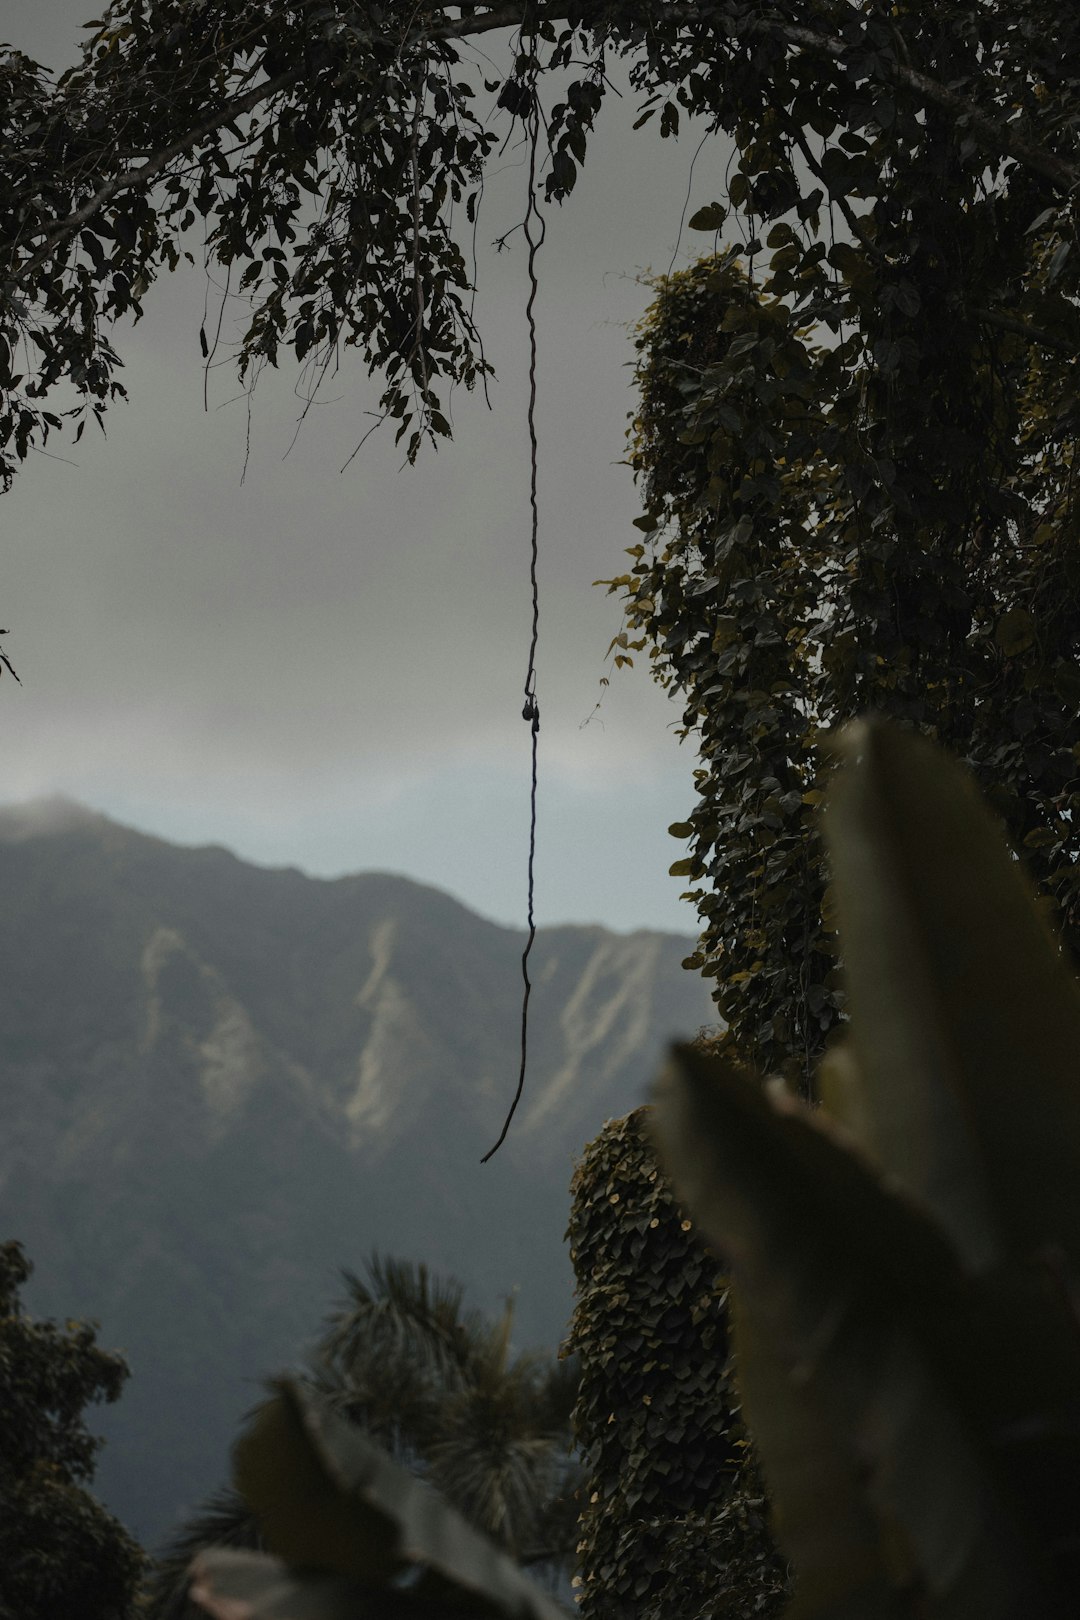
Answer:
[{"xmin": 0, "ymin": 798, "xmax": 715, "ymax": 1545}]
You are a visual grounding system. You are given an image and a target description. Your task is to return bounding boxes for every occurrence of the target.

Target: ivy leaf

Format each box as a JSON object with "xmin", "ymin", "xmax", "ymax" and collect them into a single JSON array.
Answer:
[
  {"xmin": 993, "ymin": 608, "xmax": 1035, "ymax": 658},
  {"xmin": 688, "ymin": 202, "xmax": 727, "ymax": 232}
]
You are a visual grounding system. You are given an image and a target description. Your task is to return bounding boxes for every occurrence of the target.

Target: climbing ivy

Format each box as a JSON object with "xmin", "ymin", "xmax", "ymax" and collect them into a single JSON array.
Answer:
[
  {"xmin": 564, "ymin": 1106, "xmax": 787, "ymax": 1620},
  {"xmin": 611, "ymin": 24, "xmax": 1080, "ymax": 1081},
  {"xmin": 609, "ymin": 258, "xmax": 841, "ymax": 1088}
]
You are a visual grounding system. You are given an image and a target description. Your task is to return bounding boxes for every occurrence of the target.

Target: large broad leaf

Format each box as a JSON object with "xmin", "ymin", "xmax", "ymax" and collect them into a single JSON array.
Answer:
[
  {"xmin": 650, "ymin": 1045, "xmax": 1062, "ymax": 1619},
  {"xmin": 826, "ymin": 719, "xmax": 1080, "ymax": 1272},
  {"xmin": 232, "ymin": 1380, "xmax": 566, "ymax": 1620}
]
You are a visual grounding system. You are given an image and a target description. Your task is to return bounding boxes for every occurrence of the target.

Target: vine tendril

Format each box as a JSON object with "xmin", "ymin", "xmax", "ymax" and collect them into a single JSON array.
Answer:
[{"xmin": 482, "ymin": 14, "xmax": 545, "ymax": 1163}]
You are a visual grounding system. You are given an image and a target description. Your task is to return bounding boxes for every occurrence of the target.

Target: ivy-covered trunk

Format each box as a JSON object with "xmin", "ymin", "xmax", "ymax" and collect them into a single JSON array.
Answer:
[
  {"xmin": 619, "ymin": 212, "xmax": 1080, "ymax": 1092},
  {"xmin": 563, "ymin": 1107, "xmax": 787, "ymax": 1620}
]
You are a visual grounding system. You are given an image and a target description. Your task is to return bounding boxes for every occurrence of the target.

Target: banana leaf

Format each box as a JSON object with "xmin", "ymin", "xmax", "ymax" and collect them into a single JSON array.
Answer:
[
  {"xmin": 231, "ymin": 1380, "xmax": 566, "ymax": 1620},
  {"xmin": 826, "ymin": 719, "xmax": 1080, "ymax": 1275},
  {"xmin": 651, "ymin": 1045, "xmax": 1065, "ymax": 1618}
]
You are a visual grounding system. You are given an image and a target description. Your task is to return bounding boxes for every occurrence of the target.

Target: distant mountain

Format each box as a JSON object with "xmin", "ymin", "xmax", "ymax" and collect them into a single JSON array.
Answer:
[{"xmin": 0, "ymin": 797, "xmax": 715, "ymax": 1548}]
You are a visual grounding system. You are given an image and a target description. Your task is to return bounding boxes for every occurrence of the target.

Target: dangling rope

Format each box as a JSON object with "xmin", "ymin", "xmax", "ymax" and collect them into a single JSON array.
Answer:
[{"xmin": 482, "ymin": 36, "xmax": 545, "ymax": 1164}]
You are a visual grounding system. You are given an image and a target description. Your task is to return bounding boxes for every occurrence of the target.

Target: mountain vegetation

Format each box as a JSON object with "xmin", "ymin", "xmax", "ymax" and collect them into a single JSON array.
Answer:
[
  {"xmin": 0, "ymin": 798, "xmax": 711, "ymax": 1543},
  {"xmin": 0, "ymin": 1240, "xmax": 145, "ymax": 1620}
]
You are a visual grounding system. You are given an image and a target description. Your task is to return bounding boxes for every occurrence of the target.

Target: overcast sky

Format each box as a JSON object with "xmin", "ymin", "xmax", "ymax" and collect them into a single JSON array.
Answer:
[{"xmin": 3, "ymin": 3, "xmax": 728, "ymax": 935}]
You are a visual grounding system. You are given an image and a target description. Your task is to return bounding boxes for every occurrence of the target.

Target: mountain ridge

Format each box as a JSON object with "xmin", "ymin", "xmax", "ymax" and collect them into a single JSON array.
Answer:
[{"xmin": 0, "ymin": 795, "xmax": 694, "ymax": 941}]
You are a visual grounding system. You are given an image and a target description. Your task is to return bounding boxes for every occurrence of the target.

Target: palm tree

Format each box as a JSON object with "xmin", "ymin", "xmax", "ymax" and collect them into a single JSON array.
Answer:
[
  {"xmin": 143, "ymin": 1256, "xmax": 579, "ymax": 1616},
  {"xmin": 311, "ymin": 1255, "xmax": 581, "ymax": 1568}
]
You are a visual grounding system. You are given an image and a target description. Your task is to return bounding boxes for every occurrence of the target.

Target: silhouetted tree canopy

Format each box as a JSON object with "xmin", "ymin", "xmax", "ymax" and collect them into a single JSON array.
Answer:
[
  {"xmin": 0, "ymin": 1241, "xmax": 144, "ymax": 1619},
  {"xmin": 3, "ymin": 3, "xmax": 1076, "ymax": 482}
]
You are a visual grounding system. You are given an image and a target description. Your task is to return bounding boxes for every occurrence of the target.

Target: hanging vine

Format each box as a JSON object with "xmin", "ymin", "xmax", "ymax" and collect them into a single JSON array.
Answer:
[{"xmin": 483, "ymin": 13, "xmax": 546, "ymax": 1162}]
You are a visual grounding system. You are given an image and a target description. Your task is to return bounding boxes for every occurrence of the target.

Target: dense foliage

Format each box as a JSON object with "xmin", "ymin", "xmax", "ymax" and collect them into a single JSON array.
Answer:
[
  {"xmin": 0, "ymin": 1240, "xmax": 145, "ymax": 1620},
  {"xmin": 651, "ymin": 721, "xmax": 1080, "ymax": 1616},
  {"xmin": 608, "ymin": 7, "xmax": 1080, "ymax": 1087},
  {"xmin": 3, "ymin": 3, "xmax": 1075, "ymax": 484},
  {"xmin": 616, "ymin": 221, "xmax": 1080, "ymax": 1080},
  {"xmin": 564, "ymin": 1109, "xmax": 786, "ymax": 1620}
]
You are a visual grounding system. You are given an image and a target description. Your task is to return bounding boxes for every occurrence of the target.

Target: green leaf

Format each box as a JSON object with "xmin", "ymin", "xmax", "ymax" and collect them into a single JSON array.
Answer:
[
  {"xmin": 993, "ymin": 608, "xmax": 1035, "ymax": 658},
  {"xmin": 551, "ymin": 148, "xmax": 576, "ymax": 194},
  {"xmin": 768, "ymin": 244, "xmax": 800, "ymax": 275},
  {"xmin": 233, "ymin": 1381, "xmax": 565, "ymax": 1620},
  {"xmin": 825, "ymin": 720, "xmax": 1080, "ymax": 1272},
  {"xmin": 1053, "ymin": 661, "xmax": 1080, "ymax": 704},
  {"xmin": 687, "ymin": 202, "xmax": 726, "ymax": 232}
]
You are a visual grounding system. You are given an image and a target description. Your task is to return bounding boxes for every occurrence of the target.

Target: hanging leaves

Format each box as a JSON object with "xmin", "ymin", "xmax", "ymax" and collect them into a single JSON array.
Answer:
[{"xmin": 3, "ymin": 2, "xmax": 1079, "ymax": 498}]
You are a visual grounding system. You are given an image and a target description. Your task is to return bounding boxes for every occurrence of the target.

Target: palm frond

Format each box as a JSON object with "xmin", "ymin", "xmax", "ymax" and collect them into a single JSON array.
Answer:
[{"xmin": 319, "ymin": 1253, "xmax": 478, "ymax": 1390}]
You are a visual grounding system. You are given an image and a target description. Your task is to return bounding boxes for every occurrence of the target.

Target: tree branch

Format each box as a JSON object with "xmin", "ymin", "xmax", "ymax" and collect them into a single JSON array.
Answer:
[
  {"xmin": 974, "ymin": 305, "xmax": 1076, "ymax": 354},
  {"xmin": 9, "ymin": 69, "xmax": 300, "ymax": 291},
  {"xmin": 6, "ymin": 0, "xmax": 1078, "ymax": 300},
  {"xmin": 793, "ymin": 128, "xmax": 889, "ymax": 265},
  {"xmin": 6, "ymin": 3, "xmax": 542, "ymax": 292}
]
